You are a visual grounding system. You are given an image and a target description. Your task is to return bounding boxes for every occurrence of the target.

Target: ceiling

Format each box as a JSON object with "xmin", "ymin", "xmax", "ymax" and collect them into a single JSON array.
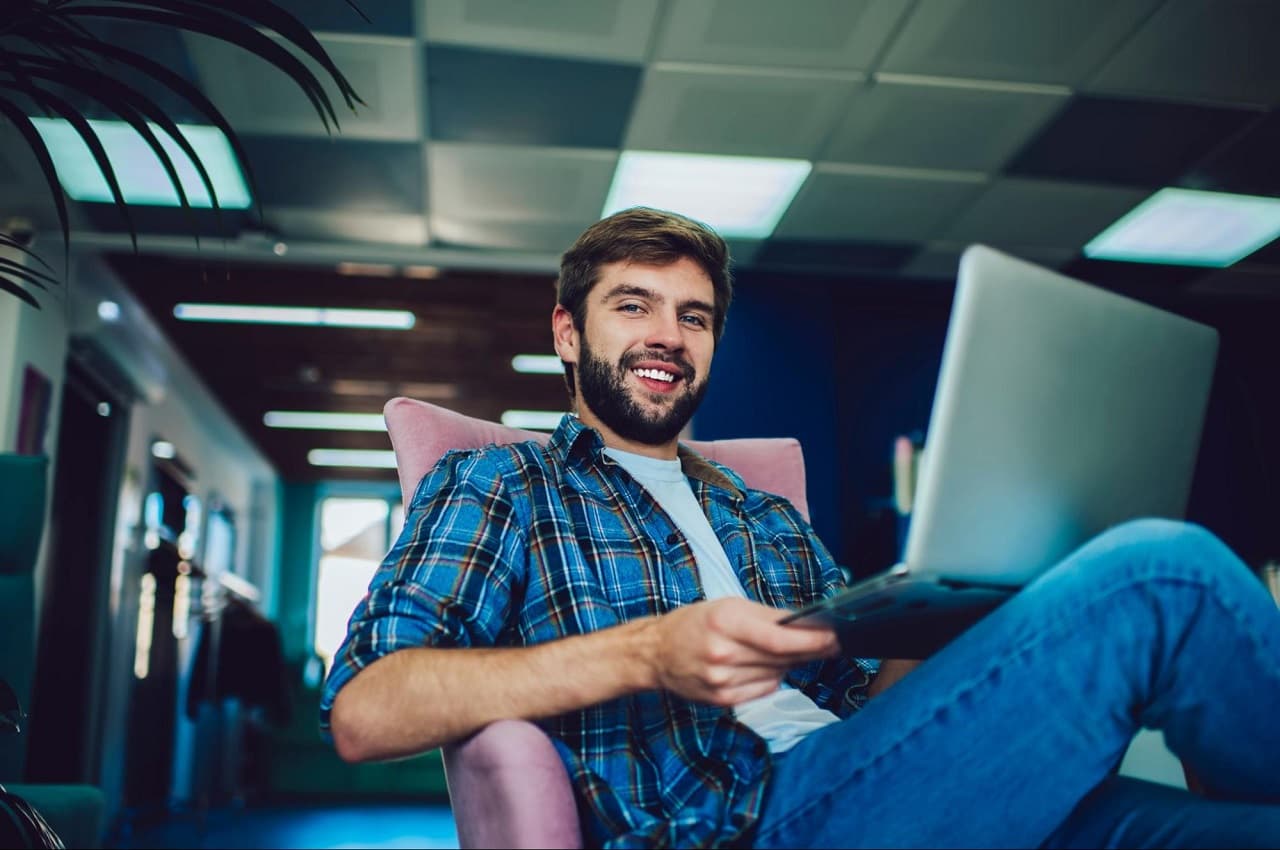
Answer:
[{"xmin": 4, "ymin": 0, "xmax": 1280, "ymax": 481}]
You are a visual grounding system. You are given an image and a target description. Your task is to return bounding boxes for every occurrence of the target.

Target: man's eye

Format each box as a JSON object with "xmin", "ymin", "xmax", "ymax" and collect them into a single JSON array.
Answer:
[
  {"xmin": 681, "ymin": 314, "xmax": 708, "ymax": 327},
  {"xmin": 620, "ymin": 303, "xmax": 643, "ymax": 313}
]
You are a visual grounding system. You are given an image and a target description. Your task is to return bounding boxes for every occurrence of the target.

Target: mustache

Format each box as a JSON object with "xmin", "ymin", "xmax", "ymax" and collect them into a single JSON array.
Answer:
[{"xmin": 620, "ymin": 349, "xmax": 695, "ymax": 382}]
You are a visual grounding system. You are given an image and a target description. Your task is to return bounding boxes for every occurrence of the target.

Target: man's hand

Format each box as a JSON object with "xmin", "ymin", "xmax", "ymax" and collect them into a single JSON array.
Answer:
[{"xmin": 644, "ymin": 597, "xmax": 840, "ymax": 706}]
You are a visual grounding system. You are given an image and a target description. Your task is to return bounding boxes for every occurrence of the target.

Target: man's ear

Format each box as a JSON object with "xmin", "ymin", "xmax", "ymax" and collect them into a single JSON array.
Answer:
[{"xmin": 552, "ymin": 305, "xmax": 579, "ymax": 365}]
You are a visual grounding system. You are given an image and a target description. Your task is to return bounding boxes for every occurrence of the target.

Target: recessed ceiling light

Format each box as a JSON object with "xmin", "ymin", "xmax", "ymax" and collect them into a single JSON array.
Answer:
[
  {"xmin": 511, "ymin": 354, "xmax": 563, "ymax": 374},
  {"xmin": 97, "ymin": 300, "xmax": 121, "ymax": 322},
  {"xmin": 501, "ymin": 410, "xmax": 567, "ymax": 431},
  {"xmin": 30, "ymin": 117, "xmax": 251, "ymax": 208},
  {"xmin": 151, "ymin": 440, "xmax": 176, "ymax": 459},
  {"xmin": 264, "ymin": 411, "xmax": 386, "ymax": 431},
  {"xmin": 172, "ymin": 304, "xmax": 416, "ymax": 329},
  {"xmin": 602, "ymin": 151, "xmax": 812, "ymax": 239},
  {"xmin": 1085, "ymin": 187, "xmax": 1280, "ymax": 267},
  {"xmin": 307, "ymin": 449, "xmax": 398, "ymax": 469}
]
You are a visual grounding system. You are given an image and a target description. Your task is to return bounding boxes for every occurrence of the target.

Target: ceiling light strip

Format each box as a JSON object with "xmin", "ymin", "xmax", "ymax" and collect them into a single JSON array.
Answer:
[
  {"xmin": 173, "ymin": 304, "xmax": 416, "ymax": 329},
  {"xmin": 511, "ymin": 354, "xmax": 564, "ymax": 375},
  {"xmin": 264, "ymin": 411, "xmax": 387, "ymax": 431},
  {"xmin": 501, "ymin": 410, "xmax": 567, "ymax": 431},
  {"xmin": 307, "ymin": 449, "xmax": 399, "ymax": 469}
]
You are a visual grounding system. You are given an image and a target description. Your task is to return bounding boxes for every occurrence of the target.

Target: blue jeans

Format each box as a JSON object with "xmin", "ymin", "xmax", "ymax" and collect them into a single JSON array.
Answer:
[{"xmin": 753, "ymin": 519, "xmax": 1280, "ymax": 848}]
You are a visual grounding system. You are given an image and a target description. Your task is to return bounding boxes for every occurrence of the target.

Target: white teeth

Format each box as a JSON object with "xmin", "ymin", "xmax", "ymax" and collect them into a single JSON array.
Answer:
[{"xmin": 633, "ymin": 367, "xmax": 676, "ymax": 382}]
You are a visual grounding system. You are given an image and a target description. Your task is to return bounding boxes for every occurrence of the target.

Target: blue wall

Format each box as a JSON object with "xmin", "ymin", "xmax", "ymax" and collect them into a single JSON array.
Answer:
[{"xmin": 694, "ymin": 274, "xmax": 843, "ymax": 554}]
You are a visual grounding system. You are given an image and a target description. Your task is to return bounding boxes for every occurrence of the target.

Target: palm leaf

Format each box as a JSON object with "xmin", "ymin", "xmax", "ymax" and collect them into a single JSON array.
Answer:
[
  {"xmin": 0, "ymin": 0, "xmax": 369, "ymax": 307},
  {"xmin": 39, "ymin": 30, "xmax": 266, "ymax": 219}
]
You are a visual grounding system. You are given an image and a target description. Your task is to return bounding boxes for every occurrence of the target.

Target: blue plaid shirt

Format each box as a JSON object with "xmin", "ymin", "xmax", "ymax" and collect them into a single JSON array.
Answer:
[{"xmin": 322, "ymin": 415, "xmax": 879, "ymax": 848}]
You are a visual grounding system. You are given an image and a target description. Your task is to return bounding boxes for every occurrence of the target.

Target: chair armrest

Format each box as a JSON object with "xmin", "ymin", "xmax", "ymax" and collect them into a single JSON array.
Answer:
[{"xmin": 442, "ymin": 719, "xmax": 582, "ymax": 849}]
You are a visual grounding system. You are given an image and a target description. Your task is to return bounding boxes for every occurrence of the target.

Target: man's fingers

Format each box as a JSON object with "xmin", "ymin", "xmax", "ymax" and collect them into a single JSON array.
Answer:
[{"xmin": 729, "ymin": 618, "xmax": 839, "ymax": 661}]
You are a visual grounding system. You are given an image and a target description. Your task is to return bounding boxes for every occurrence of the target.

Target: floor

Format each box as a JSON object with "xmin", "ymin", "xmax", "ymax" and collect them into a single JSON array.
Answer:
[{"xmin": 106, "ymin": 801, "xmax": 459, "ymax": 849}]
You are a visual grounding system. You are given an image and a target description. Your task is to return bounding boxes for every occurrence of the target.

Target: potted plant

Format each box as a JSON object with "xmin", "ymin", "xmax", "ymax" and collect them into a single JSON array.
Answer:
[{"xmin": 0, "ymin": 0, "xmax": 368, "ymax": 307}]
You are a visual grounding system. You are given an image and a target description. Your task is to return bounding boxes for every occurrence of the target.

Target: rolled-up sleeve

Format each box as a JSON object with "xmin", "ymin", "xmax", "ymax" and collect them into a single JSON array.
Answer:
[{"xmin": 319, "ymin": 448, "xmax": 527, "ymax": 730}]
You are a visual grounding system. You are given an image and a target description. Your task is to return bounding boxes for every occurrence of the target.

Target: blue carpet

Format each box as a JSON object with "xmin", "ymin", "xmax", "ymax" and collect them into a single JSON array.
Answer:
[{"xmin": 109, "ymin": 802, "xmax": 458, "ymax": 849}]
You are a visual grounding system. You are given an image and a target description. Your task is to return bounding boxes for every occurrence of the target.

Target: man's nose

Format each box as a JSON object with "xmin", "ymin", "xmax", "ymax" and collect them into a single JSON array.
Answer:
[{"xmin": 644, "ymin": 312, "xmax": 684, "ymax": 350}]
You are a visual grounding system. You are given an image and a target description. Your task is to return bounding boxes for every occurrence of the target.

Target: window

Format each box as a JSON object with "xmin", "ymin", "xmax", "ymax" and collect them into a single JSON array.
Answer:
[{"xmin": 313, "ymin": 495, "xmax": 402, "ymax": 673}]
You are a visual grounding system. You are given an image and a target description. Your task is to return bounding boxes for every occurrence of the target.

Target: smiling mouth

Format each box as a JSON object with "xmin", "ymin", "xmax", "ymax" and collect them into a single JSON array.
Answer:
[{"xmin": 630, "ymin": 365, "xmax": 686, "ymax": 394}]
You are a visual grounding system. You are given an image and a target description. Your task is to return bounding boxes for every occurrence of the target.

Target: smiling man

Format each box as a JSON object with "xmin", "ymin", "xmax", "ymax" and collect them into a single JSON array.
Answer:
[{"xmin": 323, "ymin": 207, "xmax": 1280, "ymax": 848}]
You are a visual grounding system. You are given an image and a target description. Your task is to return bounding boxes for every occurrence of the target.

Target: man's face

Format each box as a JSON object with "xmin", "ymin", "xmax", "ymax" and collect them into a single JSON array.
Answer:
[{"xmin": 554, "ymin": 257, "xmax": 717, "ymax": 455}]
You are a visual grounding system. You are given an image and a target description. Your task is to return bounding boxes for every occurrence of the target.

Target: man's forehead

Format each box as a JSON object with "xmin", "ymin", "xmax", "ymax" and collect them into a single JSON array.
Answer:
[{"xmin": 594, "ymin": 258, "xmax": 714, "ymax": 300}]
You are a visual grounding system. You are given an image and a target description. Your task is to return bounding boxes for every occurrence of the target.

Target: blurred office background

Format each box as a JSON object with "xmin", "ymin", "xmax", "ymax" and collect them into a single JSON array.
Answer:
[{"xmin": 2, "ymin": 1, "xmax": 1279, "ymax": 846}]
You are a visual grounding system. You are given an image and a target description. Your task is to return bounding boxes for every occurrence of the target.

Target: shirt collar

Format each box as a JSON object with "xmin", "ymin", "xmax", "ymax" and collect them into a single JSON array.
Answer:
[{"xmin": 548, "ymin": 414, "xmax": 745, "ymax": 503}]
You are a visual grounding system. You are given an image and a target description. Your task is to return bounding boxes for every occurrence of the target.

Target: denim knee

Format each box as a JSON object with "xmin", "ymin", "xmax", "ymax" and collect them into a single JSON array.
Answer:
[{"xmin": 1075, "ymin": 518, "xmax": 1249, "ymax": 589}]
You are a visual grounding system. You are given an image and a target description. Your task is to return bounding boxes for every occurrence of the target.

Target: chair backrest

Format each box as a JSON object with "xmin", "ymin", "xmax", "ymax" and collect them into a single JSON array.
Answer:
[
  {"xmin": 381, "ymin": 399, "xmax": 812, "ymax": 848},
  {"xmin": 383, "ymin": 397, "xmax": 810, "ymax": 520}
]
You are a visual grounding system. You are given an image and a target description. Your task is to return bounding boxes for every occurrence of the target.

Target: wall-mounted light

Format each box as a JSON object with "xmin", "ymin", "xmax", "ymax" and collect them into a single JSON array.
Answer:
[{"xmin": 97, "ymin": 300, "xmax": 121, "ymax": 322}]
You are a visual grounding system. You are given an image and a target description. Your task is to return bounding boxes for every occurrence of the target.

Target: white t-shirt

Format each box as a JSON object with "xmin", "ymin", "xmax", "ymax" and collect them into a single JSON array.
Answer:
[{"xmin": 605, "ymin": 447, "xmax": 839, "ymax": 753}]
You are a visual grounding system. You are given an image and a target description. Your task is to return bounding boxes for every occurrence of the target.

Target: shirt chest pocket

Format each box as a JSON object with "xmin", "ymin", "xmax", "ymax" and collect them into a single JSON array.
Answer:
[{"xmin": 567, "ymin": 493, "xmax": 684, "ymax": 622}]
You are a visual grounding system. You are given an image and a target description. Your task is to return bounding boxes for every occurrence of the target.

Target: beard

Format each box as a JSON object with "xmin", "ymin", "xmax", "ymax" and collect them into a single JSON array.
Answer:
[{"xmin": 576, "ymin": 335, "xmax": 707, "ymax": 446}]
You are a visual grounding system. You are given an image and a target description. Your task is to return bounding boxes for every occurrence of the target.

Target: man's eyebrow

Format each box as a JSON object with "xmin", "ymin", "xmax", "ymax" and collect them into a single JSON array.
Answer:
[
  {"xmin": 600, "ymin": 283, "xmax": 659, "ymax": 302},
  {"xmin": 678, "ymin": 299, "xmax": 715, "ymax": 316}
]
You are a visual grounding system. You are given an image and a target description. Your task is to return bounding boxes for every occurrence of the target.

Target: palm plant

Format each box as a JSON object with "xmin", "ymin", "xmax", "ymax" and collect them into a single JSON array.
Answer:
[{"xmin": 0, "ymin": 0, "xmax": 368, "ymax": 307}]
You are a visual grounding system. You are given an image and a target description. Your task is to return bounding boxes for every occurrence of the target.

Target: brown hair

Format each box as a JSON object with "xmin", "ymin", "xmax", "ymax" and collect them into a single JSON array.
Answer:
[{"xmin": 556, "ymin": 206, "xmax": 733, "ymax": 397}]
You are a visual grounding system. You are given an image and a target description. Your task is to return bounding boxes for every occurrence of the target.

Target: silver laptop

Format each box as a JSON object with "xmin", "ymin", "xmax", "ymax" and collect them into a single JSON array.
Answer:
[{"xmin": 781, "ymin": 244, "xmax": 1219, "ymax": 657}]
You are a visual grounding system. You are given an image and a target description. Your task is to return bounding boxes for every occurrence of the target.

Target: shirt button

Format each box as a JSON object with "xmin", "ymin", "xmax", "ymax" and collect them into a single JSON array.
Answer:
[{"xmin": 666, "ymin": 532, "xmax": 680, "ymax": 545}]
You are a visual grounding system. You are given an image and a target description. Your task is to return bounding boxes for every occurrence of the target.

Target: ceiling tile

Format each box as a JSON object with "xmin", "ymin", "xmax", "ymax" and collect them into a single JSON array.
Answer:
[
  {"xmin": 1182, "ymin": 111, "xmax": 1280, "ymax": 199},
  {"xmin": 73, "ymin": 21, "xmax": 206, "ymax": 122},
  {"xmin": 1185, "ymin": 265, "xmax": 1280, "ymax": 299},
  {"xmin": 423, "ymin": 0, "xmax": 660, "ymax": 63},
  {"xmin": 753, "ymin": 238, "xmax": 918, "ymax": 274},
  {"xmin": 942, "ymin": 177, "xmax": 1150, "ymax": 253},
  {"xmin": 264, "ymin": 208, "xmax": 429, "ymax": 246},
  {"xmin": 1004, "ymin": 95, "xmax": 1260, "ymax": 189},
  {"xmin": 655, "ymin": 0, "xmax": 912, "ymax": 70},
  {"xmin": 775, "ymin": 164, "xmax": 986, "ymax": 243},
  {"xmin": 274, "ymin": 0, "xmax": 415, "ymax": 37},
  {"xmin": 822, "ymin": 78, "xmax": 1068, "ymax": 173},
  {"xmin": 879, "ymin": 0, "xmax": 1161, "ymax": 86},
  {"xmin": 429, "ymin": 217, "xmax": 590, "ymax": 254},
  {"xmin": 428, "ymin": 143, "xmax": 616, "ymax": 222},
  {"xmin": 1086, "ymin": 0, "xmax": 1280, "ymax": 107},
  {"xmin": 185, "ymin": 32, "xmax": 422, "ymax": 141},
  {"xmin": 625, "ymin": 65, "xmax": 863, "ymax": 158},
  {"xmin": 426, "ymin": 46, "xmax": 641, "ymax": 148},
  {"xmin": 240, "ymin": 136, "xmax": 424, "ymax": 214},
  {"xmin": 1244, "ymin": 236, "xmax": 1280, "ymax": 267},
  {"xmin": 900, "ymin": 241, "xmax": 1075, "ymax": 280}
]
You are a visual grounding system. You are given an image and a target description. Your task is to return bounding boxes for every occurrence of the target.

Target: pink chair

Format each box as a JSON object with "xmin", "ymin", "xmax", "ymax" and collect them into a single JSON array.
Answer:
[{"xmin": 383, "ymin": 397, "xmax": 813, "ymax": 849}]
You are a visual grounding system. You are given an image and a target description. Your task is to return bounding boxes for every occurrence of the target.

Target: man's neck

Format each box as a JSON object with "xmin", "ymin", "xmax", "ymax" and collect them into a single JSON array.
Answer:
[{"xmin": 573, "ymin": 405, "xmax": 680, "ymax": 460}]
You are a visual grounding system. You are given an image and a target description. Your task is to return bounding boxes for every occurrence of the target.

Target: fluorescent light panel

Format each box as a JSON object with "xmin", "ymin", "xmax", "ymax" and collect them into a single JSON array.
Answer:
[
  {"xmin": 602, "ymin": 151, "xmax": 812, "ymax": 239},
  {"xmin": 1085, "ymin": 188, "xmax": 1280, "ymax": 267},
  {"xmin": 264, "ymin": 411, "xmax": 386, "ymax": 431},
  {"xmin": 173, "ymin": 304, "xmax": 415, "ymax": 329},
  {"xmin": 501, "ymin": 410, "xmax": 567, "ymax": 431},
  {"xmin": 307, "ymin": 449, "xmax": 398, "ymax": 469},
  {"xmin": 30, "ymin": 117, "xmax": 251, "ymax": 208},
  {"xmin": 511, "ymin": 354, "xmax": 563, "ymax": 375}
]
